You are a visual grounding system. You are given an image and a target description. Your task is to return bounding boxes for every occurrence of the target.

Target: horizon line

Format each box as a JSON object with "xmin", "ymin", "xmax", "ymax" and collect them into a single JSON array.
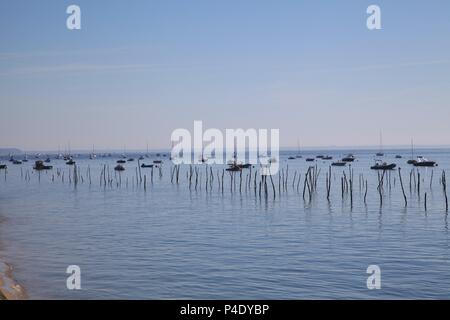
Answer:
[{"xmin": 2, "ymin": 144, "xmax": 450, "ymax": 154}]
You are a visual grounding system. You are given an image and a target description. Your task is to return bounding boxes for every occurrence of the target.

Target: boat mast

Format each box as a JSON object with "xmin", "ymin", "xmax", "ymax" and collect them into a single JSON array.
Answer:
[{"xmin": 379, "ymin": 131, "xmax": 383, "ymax": 154}]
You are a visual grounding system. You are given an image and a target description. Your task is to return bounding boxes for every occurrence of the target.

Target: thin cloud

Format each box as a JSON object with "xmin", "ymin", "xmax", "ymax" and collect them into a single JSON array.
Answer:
[{"xmin": 0, "ymin": 63, "xmax": 204, "ymax": 77}]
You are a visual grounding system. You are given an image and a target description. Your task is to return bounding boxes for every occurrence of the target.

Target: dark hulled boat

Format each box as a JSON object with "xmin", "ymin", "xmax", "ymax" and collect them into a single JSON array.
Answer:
[
  {"xmin": 34, "ymin": 160, "xmax": 53, "ymax": 170},
  {"xmin": 331, "ymin": 161, "xmax": 346, "ymax": 167},
  {"xmin": 370, "ymin": 162, "xmax": 396, "ymax": 170},
  {"xmin": 226, "ymin": 165, "xmax": 242, "ymax": 172},
  {"xmin": 114, "ymin": 164, "xmax": 125, "ymax": 171},
  {"xmin": 342, "ymin": 155, "xmax": 355, "ymax": 162},
  {"xmin": 141, "ymin": 163, "xmax": 154, "ymax": 168},
  {"xmin": 413, "ymin": 157, "xmax": 436, "ymax": 167}
]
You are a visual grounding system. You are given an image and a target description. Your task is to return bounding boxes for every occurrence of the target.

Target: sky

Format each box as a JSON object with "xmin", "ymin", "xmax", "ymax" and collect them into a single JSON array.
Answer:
[{"xmin": 1, "ymin": 0, "xmax": 450, "ymax": 151}]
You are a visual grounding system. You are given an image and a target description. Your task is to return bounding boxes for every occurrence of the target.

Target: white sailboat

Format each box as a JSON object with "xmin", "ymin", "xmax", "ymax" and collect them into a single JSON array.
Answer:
[{"xmin": 376, "ymin": 131, "xmax": 384, "ymax": 157}]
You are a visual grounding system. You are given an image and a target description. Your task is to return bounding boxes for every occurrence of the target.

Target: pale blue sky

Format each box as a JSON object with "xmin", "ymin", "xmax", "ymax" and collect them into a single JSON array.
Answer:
[{"xmin": 1, "ymin": 0, "xmax": 450, "ymax": 151}]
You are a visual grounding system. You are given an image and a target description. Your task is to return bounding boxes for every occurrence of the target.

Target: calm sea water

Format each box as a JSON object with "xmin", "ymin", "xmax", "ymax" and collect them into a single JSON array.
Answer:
[{"xmin": 1, "ymin": 148, "xmax": 449, "ymax": 299}]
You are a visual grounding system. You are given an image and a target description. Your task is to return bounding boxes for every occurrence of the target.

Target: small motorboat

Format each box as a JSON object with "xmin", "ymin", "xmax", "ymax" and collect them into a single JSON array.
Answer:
[
  {"xmin": 45, "ymin": 158, "xmax": 51, "ymax": 163},
  {"xmin": 237, "ymin": 163, "xmax": 252, "ymax": 169},
  {"xmin": 342, "ymin": 155, "xmax": 355, "ymax": 162},
  {"xmin": 66, "ymin": 159, "xmax": 76, "ymax": 165},
  {"xmin": 288, "ymin": 156, "xmax": 296, "ymax": 160},
  {"xmin": 323, "ymin": 156, "xmax": 333, "ymax": 160},
  {"xmin": 331, "ymin": 161, "xmax": 346, "ymax": 167},
  {"xmin": 413, "ymin": 156, "xmax": 437, "ymax": 167},
  {"xmin": 12, "ymin": 160, "xmax": 22, "ymax": 165},
  {"xmin": 316, "ymin": 155, "xmax": 324, "ymax": 159},
  {"xmin": 395, "ymin": 155, "xmax": 402, "ymax": 159},
  {"xmin": 370, "ymin": 161, "xmax": 396, "ymax": 170},
  {"xmin": 306, "ymin": 158, "xmax": 315, "ymax": 162},
  {"xmin": 295, "ymin": 155, "xmax": 302, "ymax": 158},
  {"xmin": 0, "ymin": 164, "xmax": 7, "ymax": 170},
  {"xmin": 34, "ymin": 160, "xmax": 53, "ymax": 170},
  {"xmin": 376, "ymin": 152, "xmax": 384, "ymax": 157},
  {"xmin": 141, "ymin": 163, "xmax": 154, "ymax": 168},
  {"xmin": 226, "ymin": 165, "xmax": 242, "ymax": 172},
  {"xmin": 114, "ymin": 164, "xmax": 125, "ymax": 171},
  {"xmin": 139, "ymin": 156, "xmax": 145, "ymax": 160},
  {"xmin": 127, "ymin": 158, "xmax": 135, "ymax": 162},
  {"xmin": 117, "ymin": 160, "xmax": 126, "ymax": 164},
  {"xmin": 153, "ymin": 160, "xmax": 163, "ymax": 164}
]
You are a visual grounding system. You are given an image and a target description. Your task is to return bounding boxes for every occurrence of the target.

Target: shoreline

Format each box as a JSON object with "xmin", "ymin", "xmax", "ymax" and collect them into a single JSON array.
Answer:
[
  {"xmin": 0, "ymin": 260, "xmax": 27, "ymax": 300},
  {"xmin": 0, "ymin": 216, "xmax": 27, "ymax": 300}
]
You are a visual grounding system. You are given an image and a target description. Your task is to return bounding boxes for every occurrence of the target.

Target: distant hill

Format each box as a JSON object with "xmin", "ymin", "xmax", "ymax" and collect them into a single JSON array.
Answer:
[{"xmin": 0, "ymin": 148, "xmax": 22, "ymax": 155}]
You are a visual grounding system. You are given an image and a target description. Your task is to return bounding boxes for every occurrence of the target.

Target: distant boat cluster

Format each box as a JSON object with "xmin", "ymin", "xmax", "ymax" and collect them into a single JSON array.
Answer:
[{"xmin": 287, "ymin": 152, "xmax": 437, "ymax": 170}]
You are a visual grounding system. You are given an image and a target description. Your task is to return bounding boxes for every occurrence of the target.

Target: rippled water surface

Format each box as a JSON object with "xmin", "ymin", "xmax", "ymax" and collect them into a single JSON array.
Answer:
[{"xmin": 1, "ymin": 149, "xmax": 449, "ymax": 299}]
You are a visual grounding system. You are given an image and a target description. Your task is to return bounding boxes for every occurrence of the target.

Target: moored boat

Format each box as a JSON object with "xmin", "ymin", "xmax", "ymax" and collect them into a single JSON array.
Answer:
[
  {"xmin": 331, "ymin": 161, "xmax": 346, "ymax": 167},
  {"xmin": 141, "ymin": 163, "xmax": 154, "ymax": 168},
  {"xmin": 114, "ymin": 164, "xmax": 125, "ymax": 171},
  {"xmin": 370, "ymin": 161, "xmax": 396, "ymax": 170},
  {"xmin": 413, "ymin": 156, "xmax": 437, "ymax": 167},
  {"xmin": 33, "ymin": 160, "xmax": 53, "ymax": 170},
  {"xmin": 342, "ymin": 154, "xmax": 355, "ymax": 162},
  {"xmin": 226, "ymin": 165, "xmax": 242, "ymax": 172}
]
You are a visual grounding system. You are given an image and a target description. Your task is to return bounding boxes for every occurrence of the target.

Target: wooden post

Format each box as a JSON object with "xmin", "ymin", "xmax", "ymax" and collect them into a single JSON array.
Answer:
[{"xmin": 398, "ymin": 167, "xmax": 408, "ymax": 206}]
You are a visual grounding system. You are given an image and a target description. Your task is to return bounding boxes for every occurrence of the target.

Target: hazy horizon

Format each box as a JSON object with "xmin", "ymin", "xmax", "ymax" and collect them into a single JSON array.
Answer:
[
  {"xmin": 2, "ymin": 143, "xmax": 450, "ymax": 155},
  {"xmin": 1, "ymin": 0, "xmax": 450, "ymax": 150}
]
